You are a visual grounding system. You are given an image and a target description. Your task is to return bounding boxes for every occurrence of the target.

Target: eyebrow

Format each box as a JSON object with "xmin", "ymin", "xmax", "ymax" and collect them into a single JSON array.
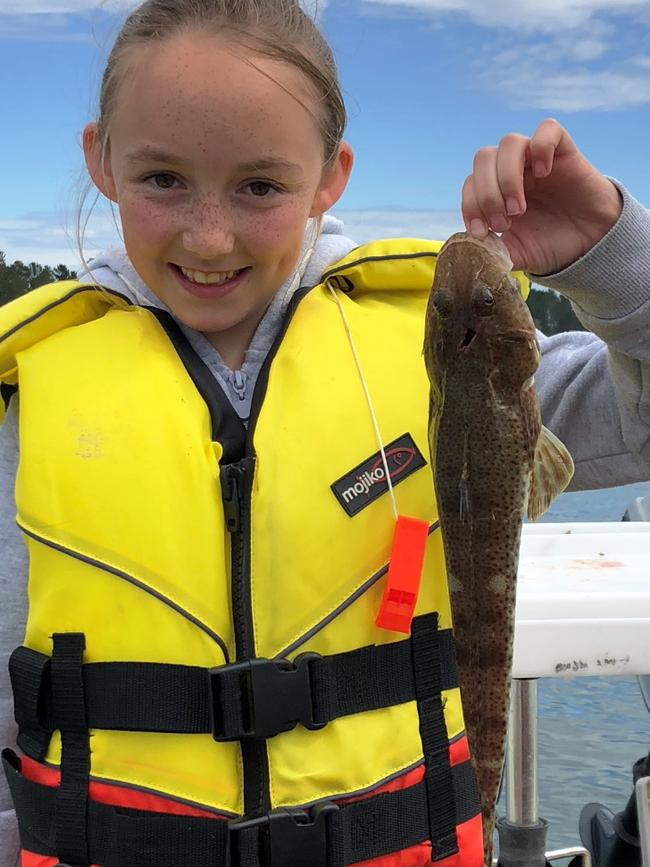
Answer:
[
  {"xmin": 125, "ymin": 148, "xmax": 185, "ymax": 165},
  {"xmin": 125, "ymin": 148, "xmax": 304, "ymax": 174},
  {"xmin": 239, "ymin": 158, "xmax": 304, "ymax": 175}
]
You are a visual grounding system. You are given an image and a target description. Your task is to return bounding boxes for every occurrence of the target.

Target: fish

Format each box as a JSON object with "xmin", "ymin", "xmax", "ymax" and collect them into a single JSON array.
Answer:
[{"xmin": 423, "ymin": 231, "xmax": 574, "ymax": 866}]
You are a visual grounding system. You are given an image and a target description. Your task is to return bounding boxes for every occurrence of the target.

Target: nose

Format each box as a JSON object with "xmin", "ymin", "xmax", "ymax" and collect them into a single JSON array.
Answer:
[{"xmin": 181, "ymin": 199, "xmax": 235, "ymax": 259}]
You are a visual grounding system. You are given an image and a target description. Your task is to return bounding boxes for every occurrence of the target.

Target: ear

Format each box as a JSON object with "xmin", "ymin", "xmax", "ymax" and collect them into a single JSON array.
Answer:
[
  {"xmin": 83, "ymin": 122, "xmax": 119, "ymax": 203},
  {"xmin": 309, "ymin": 141, "xmax": 354, "ymax": 217}
]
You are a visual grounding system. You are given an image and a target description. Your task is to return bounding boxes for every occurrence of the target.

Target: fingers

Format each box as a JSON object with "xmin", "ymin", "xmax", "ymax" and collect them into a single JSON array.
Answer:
[
  {"xmin": 529, "ymin": 117, "xmax": 575, "ymax": 178},
  {"xmin": 462, "ymin": 118, "xmax": 576, "ymax": 237},
  {"xmin": 461, "ymin": 173, "xmax": 487, "ymax": 238},
  {"xmin": 462, "ymin": 134, "xmax": 528, "ymax": 237},
  {"xmin": 462, "ymin": 166, "xmax": 510, "ymax": 238}
]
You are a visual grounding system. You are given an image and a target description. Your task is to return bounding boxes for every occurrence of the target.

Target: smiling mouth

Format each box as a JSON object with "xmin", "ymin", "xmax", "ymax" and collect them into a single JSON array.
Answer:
[{"xmin": 175, "ymin": 264, "xmax": 245, "ymax": 286}]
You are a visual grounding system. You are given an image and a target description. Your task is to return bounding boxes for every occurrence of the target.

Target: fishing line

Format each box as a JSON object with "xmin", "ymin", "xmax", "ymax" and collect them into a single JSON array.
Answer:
[{"xmin": 326, "ymin": 279, "xmax": 399, "ymax": 522}]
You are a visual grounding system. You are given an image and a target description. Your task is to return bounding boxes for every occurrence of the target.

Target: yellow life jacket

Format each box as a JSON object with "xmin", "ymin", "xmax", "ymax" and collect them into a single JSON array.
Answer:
[{"xmin": 0, "ymin": 239, "xmax": 528, "ymax": 867}]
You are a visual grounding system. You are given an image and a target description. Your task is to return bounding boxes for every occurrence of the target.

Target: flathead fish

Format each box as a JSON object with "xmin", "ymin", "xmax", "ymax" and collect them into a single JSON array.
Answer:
[{"xmin": 423, "ymin": 231, "xmax": 573, "ymax": 866}]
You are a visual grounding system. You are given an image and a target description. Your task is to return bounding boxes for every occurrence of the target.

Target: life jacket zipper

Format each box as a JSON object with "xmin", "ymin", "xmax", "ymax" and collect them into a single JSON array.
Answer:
[
  {"xmin": 221, "ymin": 463, "xmax": 243, "ymax": 534},
  {"xmin": 221, "ymin": 456, "xmax": 270, "ymax": 817}
]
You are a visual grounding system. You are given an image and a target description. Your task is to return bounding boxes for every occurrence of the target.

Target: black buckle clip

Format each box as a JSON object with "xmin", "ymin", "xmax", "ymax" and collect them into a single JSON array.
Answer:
[
  {"xmin": 229, "ymin": 802, "xmax": 339, "ymax": 867},
  {"xmin": 210, "ymin": 653, "xmax": 325, "ymax": 741}
]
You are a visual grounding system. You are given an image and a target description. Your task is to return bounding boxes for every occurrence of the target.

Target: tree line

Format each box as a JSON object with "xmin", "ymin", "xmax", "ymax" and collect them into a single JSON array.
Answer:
[
  {"xmin": 0, "ymin": 251, "xmax": 77, "ymax": 306},
  {"xmin": 526, "ymin": 284, "xmax": 586, "ymax": 334},
  {"xmin": 0, "ymin": 251, "xmax": 584, "ymax": 335}
]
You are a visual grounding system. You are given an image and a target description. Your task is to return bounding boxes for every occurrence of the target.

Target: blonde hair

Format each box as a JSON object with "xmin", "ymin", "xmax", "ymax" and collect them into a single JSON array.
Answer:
[{"xmin": 77, "ymin": 0, "xmax": 347, "ymax": 273}]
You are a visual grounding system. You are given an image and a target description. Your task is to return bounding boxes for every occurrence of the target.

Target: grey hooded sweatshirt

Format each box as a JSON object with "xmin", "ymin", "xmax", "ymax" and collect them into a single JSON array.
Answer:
[{"xmin": 1, "ymin": 192, "xmax": 650, "ymax": 861}]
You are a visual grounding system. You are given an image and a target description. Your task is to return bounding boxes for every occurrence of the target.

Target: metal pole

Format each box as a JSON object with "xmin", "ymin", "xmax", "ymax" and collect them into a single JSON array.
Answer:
[
  {"xmin": 636, "ymin": 777, "xmax": 650, "ymax": 867},
  {"xmin": 497, "ymin": 678, "xmax": 549, "ymax": 867},
  {"xmin": 507, "ymin": 678, "xmax": 539, "ymax": 826}
]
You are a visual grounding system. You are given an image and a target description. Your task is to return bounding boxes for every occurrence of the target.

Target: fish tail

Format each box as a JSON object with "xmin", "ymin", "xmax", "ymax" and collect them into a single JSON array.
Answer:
[{"xmin": 481, "ymin": 793, "xmax": 497, "ymax": 866}]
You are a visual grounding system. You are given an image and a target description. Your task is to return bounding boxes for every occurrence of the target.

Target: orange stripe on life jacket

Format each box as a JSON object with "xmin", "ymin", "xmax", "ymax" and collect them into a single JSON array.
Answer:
[
  {"xmin": 449, "ymin": 734, "xmax": 471, "ymax": 766},
  {"xmin": 20, "ymin": 755, "xmax": 225, "ymax": 820}
]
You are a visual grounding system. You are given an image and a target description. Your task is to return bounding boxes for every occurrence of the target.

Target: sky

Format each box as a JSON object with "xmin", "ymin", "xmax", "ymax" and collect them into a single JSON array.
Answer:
[{"xmin": 2, "ymin": 0, "xmax": 650, "ymax": 269}]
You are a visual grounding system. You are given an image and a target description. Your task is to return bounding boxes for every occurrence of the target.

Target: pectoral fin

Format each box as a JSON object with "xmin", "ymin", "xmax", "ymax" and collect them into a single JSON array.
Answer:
[{"xmin": 527, "ymin": 426, "xmax": 574, "ymax": 521}]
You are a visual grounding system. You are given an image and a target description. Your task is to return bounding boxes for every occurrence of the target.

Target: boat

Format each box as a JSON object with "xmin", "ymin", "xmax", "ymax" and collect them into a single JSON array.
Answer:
[{"xmin": 496, "ymin": 496, "xmax": 650, "ymax": 866}]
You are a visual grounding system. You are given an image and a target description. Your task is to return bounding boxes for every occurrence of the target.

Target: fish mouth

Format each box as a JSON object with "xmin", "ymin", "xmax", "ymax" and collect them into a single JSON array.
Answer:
[{"xmin": 458, "ymin": 328, "xmax": 479, "ymax": 353}]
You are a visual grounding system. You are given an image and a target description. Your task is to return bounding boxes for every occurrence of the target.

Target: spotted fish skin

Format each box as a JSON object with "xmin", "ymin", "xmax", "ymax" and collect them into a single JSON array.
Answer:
[{"xmin": 423, "ymin": 232, "xmax": 572, "ymax": 866}]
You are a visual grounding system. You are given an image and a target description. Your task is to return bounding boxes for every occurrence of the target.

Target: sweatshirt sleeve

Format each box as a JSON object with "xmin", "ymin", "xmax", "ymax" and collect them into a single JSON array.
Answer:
[
  {"xmin": 0, "ymin": 395, "xmax": 27, "ymax": 867},
  {"xmin": 532, "ymin": 181, "xmax": 650, "ymax": 491}
]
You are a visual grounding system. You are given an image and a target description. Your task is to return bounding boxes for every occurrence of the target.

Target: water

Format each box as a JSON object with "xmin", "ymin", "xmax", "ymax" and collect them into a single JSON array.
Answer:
[{"xmin": 497, "ymin": 479, "xmax": 650, "ymax": 852}]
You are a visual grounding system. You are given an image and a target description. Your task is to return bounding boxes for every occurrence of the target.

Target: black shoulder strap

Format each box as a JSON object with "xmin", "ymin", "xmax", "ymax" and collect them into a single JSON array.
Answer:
[
  {"xmin": 1, "ymin": 382, "xmax": 17, "ymax": 411},
  {"xmin": 51, "ymin": 632, "xmax": 90, "ymax": 865}
]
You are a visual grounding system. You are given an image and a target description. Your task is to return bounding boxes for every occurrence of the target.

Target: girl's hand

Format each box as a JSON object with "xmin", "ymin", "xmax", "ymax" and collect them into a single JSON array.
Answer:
[{"xmin": 461, "ymin": 118, "xmax": 622, "ymax": 274}]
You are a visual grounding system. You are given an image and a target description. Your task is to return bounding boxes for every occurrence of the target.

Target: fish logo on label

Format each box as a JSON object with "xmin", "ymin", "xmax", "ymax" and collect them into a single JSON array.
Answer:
[
  {"xmin": 331, "ymin": 434, "xmax": 426, "ymax": 517},
  {"xmin": 370, "ymin": 446, "xmax": 417, "ymax": 479}
]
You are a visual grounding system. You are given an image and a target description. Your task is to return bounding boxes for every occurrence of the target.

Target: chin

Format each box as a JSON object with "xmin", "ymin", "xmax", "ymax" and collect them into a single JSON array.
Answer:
[{"xmin": 176, "ymin": 310, "xmax": 237, "ymax": 336}]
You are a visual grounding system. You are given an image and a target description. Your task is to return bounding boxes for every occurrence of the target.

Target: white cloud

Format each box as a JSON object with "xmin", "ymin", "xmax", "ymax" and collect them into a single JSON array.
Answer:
[
  {"xmin": 483, "ymin": 35, "xmax": 650, "ymax": 111},
  {"xmin": 570, "ymin": 38, "xmax": 608, "ymax": 62},
  {"xmin": 494, "ymin": 68, "xmax": 650, "ymax": 112},
  {"xmin": 361, "ymin": 0, "xmax": 647, "ymax": 33}
]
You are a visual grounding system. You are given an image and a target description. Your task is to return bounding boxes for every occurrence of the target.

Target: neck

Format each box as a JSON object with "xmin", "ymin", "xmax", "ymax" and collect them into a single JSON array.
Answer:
[{"xmin": 203, "ymin": 318, "xmax": 256, "ymax": 369}]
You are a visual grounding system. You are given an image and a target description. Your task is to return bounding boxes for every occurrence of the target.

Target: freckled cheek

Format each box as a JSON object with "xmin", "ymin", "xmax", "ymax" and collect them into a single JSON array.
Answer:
[
  {"xmin": 119, "ymin": 196, "xmax": 181, "ymax": 245},
  {"xmin": 242, "ymin": 204, "xmax": 310, "ymax": 268}
]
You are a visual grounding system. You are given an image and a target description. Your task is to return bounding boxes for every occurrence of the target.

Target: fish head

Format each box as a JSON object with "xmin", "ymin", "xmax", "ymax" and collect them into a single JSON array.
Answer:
[{"xmin": 426, "ymin": 231, "xmax": 539, "ymax": 385}]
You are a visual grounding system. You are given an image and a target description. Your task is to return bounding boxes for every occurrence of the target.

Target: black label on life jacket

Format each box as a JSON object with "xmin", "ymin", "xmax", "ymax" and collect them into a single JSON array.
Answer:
[{"xmin": 331, "ymin": 433, "xmax": 427, "ymax": 517}]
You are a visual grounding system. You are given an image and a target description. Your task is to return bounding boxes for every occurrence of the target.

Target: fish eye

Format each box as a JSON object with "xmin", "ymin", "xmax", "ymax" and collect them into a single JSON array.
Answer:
[
  {"xmin": 432, "ymin": 288, "xmax": 453, "ymax": 317},
  {"xmin": 473, "ymin": 285, "xmax": 495, "ymax": 314}
]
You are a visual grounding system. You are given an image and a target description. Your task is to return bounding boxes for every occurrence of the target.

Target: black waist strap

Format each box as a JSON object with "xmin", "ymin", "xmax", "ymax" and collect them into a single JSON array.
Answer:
[
  {"xmin": 10, "ymin": 614, "xmax": 457, "ymax": 749},
  {"xmin": 3, "ymin": 748, "xmax": 479, "ymax": 867}
]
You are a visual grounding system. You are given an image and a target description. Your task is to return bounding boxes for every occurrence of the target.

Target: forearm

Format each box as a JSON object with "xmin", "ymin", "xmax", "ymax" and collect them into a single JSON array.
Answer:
[
  {"xmin": 533, "ymin": 181, "xmax": 650, "ymax": 487},
  {"xmin": 536, "ymin": 329, "xmax": 649, "ymax": 490}
]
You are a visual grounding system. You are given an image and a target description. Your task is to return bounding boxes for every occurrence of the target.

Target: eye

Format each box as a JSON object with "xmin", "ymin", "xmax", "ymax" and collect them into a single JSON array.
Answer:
[
  {"xmin": 472, "ymin": 285, "xmax": 495, "ymax": 315},
  {"xmin": 245, "ymin": 180, "xmax": 281, "ymax": 198},
  {"xmin": 431, "ymin": 288, "xmax": 453, "ymax": 317},
  {"xmin": 144, "ymin": 173, "xmax": 179, "ymax": 190}
]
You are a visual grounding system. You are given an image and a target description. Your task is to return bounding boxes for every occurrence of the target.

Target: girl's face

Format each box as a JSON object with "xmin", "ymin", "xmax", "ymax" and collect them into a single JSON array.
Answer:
[{"xmin": 84, "ymin": 32, "xmax": 352, "ymax": 360}]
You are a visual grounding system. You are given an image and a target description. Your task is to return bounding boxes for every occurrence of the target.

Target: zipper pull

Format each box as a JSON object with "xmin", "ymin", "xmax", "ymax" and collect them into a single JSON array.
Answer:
[{"xmin": 221, "ymin": 464, "xmax": 242, "ymax": 534}]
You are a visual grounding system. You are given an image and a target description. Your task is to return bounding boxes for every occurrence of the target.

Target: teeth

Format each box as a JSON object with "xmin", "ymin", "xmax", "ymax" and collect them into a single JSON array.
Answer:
[{"xmin": 180, "ymin": 266, "xmax": 239, "ymax": 285}]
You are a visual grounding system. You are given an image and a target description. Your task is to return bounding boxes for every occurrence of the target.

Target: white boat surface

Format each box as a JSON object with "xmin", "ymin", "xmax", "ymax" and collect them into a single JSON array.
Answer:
[
  {"xmin": 498, "ymin": 518, "xmax": 650, "ymax": 866},
  {"xmin": 514, "ymin": 521, "xmax": 650, "ymax": 680}
]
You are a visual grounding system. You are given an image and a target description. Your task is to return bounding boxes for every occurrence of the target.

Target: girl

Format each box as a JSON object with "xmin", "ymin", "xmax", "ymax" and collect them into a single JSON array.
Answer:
[{"xmin": 1, "ymin": 2, "xmax": 649, "ymax": 866}]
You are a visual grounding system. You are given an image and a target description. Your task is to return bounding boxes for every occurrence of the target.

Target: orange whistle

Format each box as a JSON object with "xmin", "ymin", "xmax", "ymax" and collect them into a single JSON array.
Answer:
[{"xmin": 375, "ymin": 515, "xmax": 429, "ymax": 634}]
